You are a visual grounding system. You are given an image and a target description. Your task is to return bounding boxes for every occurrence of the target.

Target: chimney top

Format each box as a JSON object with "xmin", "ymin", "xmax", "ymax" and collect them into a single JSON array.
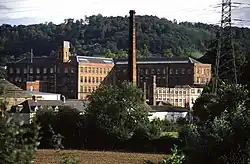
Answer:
[{"xmin": 129, "ymin": 10, "xmax": 136, "ymax": 14}]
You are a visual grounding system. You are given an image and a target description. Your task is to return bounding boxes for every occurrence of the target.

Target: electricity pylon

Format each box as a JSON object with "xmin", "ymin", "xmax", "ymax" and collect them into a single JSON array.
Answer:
[{"xmin": 213, "ymin": 0, "xmax": 238, "ymax": 94}]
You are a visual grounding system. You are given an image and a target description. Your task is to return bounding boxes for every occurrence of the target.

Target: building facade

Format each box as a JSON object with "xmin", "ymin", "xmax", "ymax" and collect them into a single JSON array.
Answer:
[
  {"xmin": 112, "ymin": 57, "xmax": 211, "ymax": 102},
  {"xmin": 155, "ymin": 86, "xmax": 203, "ymax": 109},
  {"xmin": 7, "ymin": 41, "xmax": 114, "ymax": 99}
]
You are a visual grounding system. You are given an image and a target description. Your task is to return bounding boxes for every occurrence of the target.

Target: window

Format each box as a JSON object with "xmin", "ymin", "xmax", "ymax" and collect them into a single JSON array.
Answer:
[
  {"xmin": 191, "ymin": 89, "xmax": 195, "ymax": 93},
  {"xmin": 169, "ymin": 69, "xmax": 173, "ymax": 74},
  {"xmin": 175, "ymin": 99, "xmax": 178, "ymax": 102},
  {"xmin": 84, "ymin": 86, "xmax": 87, "ymax": 92},
  {"xmin": 183, "ymin": 91, "xmax": 186, "ymax": 94},
  {"xmin": 16, "ymin": 68, "xmax": 20, "ymax": 74},
  {"xmin": 92, "ymin": 77, "xmax": 95, "ymax": 83},
  {"xmin": 100, "ymin": 77, "xmax": 103, "ymax": 81},
  {"xmin": 156, "ymin": 69, "xmax": 160, "ymax": 74},
  {"xmin": 88, "ymin": 68, "xmax": 91, "ymax": 73},
  {"xmin": 96, "ymin": 77, "xmax": 99, "ymax": 83},
  {"xmin": 30, "ymin": 68, "xmax": 33, "ymax": 74},
  {"xmin": 179, "ymin": 99, "xmax": 182, "ymax": 102},
  {"xmin": 88, "ymin": 77, "xmax": 91, "ymax": 83},
  {"xmin": 9, "ymin": 68, "xmax": 13, "ymax": 74},
  {"xmin": 175, "ymin": 91, "xmax": 178, "ymax": 94},
  {"xmin": 80, "ymin": 76, "xmax": 83, "ymax": 83},
  {"xmin": 80, "ymin": 67, "xmax": 83, "ymax": 72},
  {"xmin": 182, "ymin": 68, "xmax": 185, "ymax": 74},
  {"xmin": 197, "ymin": 89, "xmax": 201, "ymax": 93},
  {"xmin": 85, "ymin": 77, "xmax": 87, "ymax": 83},
  {"xmin": 88, "ymin": 87, "xmax": 91, "ymax": 92},
  {"xmin": 80, "ymin": 86, "xmax": 83, "ymax": 92},
  {"xmin": 50, "ymin": 68, "xmax": 53, "ymax": 73},
  {"xmin": 36, "ymin": 68, "xmax": 40, "ymax": 74},
  {"xmin": 145, "ymin": 69, "xmax": 149, "ymax": 75},
  {"xmin": 96, "ymin": 68, "xmax": 99, "ymax": 74},
  {"xmin": 85, "ymin": 67, "xmax": 87, "ymax": 73},
  {"xmin": 179, "ymin": 91, "xmax": 182, "ymax": 94},
  {"xmin": 163, "ymin": 68, "xmax": 166, "ymax": 74},
  {"xmin": 151, "ymin": 69, "xmax": 155, "ymax": 74},
  {"xmin": 24, "ymin": 68, "xmax": 27, "ymax": 74},
  {"xmin": 104, "ymin": 68, "xmax": 106, "ymax": 74},
  {"xmin": 43, "ymin": 68, "xmax": 47, "ymax": 74},
  {"xmin": 100, "ymin": 68, "xmax": 102, "ymax": 74},
  {"xmin": 175, "ymin": 69, "xmax": 178, "ymax": 74}
]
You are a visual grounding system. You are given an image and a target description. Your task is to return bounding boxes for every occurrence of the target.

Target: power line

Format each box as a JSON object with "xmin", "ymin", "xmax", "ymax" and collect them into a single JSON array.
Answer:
[{"xmin": 0, "ymin": 8, "xmax": 42, "ymax": 14}]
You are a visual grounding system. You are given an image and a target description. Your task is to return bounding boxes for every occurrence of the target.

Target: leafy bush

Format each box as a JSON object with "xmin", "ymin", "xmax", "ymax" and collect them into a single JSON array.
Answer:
[
  {"xmin": 182, "ymin": 84, "xmax": 250, "ymax": 164},
  {"xmin": 0, "ymin": 115, "xmax": 40, "ymax": 164}
]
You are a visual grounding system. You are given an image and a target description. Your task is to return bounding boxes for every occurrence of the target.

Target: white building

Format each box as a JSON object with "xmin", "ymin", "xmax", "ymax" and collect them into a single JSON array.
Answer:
[
  {"xmin": 24, "ymin": 91, "xmax": 61, "ymax": 100},
  {"xmin": 155, "ymin": 86, "xmax": 203, "ymax": 109}
]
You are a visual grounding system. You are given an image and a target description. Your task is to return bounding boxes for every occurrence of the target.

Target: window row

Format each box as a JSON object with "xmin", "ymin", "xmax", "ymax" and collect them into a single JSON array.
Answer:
[
  {"xmin": 8, "ymin": 76, "xmax": 55, "ymax": 82},
  {"xmin": 156, "ymin": 97, "xmax": 187, "ymax": 103},
  {"xmin": 80, "ymin": 76, "xmax": 104, "ymax": 84},
  {"xmin": 80, "ymin": 86, "xmax": 97, "ymax": 93},
  {"xmin": 9, "ymin": 67, "xmax": 75, "ymax": 74},
  {"xmin": 117, "ymin": 68, "xmax": 193, "ymax": 75},
  {"xmin": 156, "ymin": 88, "xmax": 202, "ymax": 94},
  {"xmin": 80, "ymin": 67, "xmax": 111, "ymax": 74}
]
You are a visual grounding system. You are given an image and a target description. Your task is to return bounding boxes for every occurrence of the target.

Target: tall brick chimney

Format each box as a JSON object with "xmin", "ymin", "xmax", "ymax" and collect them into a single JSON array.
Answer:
[
  {"xmin": 149, "ymin": 75, "xmax": 157, "ymax": 106},
  {"xmin": 128, "ymin": 10, "xmax": 137, "ymax": 86}
]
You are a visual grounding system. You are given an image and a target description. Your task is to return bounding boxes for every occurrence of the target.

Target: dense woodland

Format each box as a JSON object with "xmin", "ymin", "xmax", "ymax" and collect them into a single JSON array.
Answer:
[
  {"xmin": 0, "ymin": 15, "xmax": 249, "ymax": 61},
  {"xmin": 1, "ymin": 15, "xmax": 250, "ymax": 81}
]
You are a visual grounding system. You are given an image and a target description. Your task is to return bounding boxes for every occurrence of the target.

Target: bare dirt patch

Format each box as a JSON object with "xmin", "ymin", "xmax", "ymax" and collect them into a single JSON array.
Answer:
[{"xmin": 35, "ymin": 149, "xmax": 166, "ymax": 164}]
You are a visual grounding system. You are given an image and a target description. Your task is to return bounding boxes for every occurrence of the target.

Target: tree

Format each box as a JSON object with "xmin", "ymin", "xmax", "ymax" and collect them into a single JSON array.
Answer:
[
  {"xmin": 141, "ymin": 44, "xmax": 150, "ymax": 57},
  {"xmin": 0, "ymin": 114, "xmax": 40, "ymax": 164},
  {"xmin": 36, "ymin": 106, "xmax": 85, "ymax": 149},
  {"xmin": 192, "ymin": 83, "xmax": 249, "ymax": 123},
  {"xmin": 163, "ymin": 48, "xmax": 173, "ymax": 57},
  {"xmin": 181, "ymin": 84, "xmax": 250, "ymax": 164},
  {"xmin": 84, "ymin": 82, "xmax": 149, "ymax": 149}
]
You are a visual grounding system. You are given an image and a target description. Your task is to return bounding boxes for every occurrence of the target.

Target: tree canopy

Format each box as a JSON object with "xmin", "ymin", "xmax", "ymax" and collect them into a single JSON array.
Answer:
[
  {"xmin": 84, "ymin": 82, "xmax": 149, "ymax": 148},
  {"xmin": 1, "ymin": 15, "xmax": 250, "ymax": 63}
]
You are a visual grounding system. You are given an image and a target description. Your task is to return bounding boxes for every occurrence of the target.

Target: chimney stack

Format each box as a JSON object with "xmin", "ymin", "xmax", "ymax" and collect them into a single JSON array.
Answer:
[
  {"xmin": 143, "ymin": 82, "xmax": 147, "ymax": 101},
  {"xmin": 128, "ymin": 10, "xmax": 137, "ymax": 86},
  {"xmin": 149, "ymin": 75, "xmax": 157, "ymax": 106}
]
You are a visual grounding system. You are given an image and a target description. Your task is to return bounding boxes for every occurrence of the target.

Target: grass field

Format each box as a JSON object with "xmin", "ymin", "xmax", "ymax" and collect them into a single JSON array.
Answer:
[{"xmin": 35, "ymin": 149, "xmax": 166, "ymax": 164}]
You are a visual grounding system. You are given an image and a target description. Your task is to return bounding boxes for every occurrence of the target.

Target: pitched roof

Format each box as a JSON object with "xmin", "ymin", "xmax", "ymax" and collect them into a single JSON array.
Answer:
[
  {"xmin": 17, "ymin": 99, "xmax": 88, "ymax": 113},
  {"xmin": 149, "ymin": 105, "xmax": 190, "ymax": 113},
  {"xmin": 115, "ymin": 57, "xmax": 201, "ymax": 65},
  {"xmin": 11, "ymin": 55, "xmax": 114, "ymax": 65},
  {"xmin": 13, "ymin": 56, "xmax": 56, "ymax": 64},
  {"xmin": 0, "ymin": 79, "xmax": 31, "ymax": 98},
  {"xmin": 76, "ymin": 56, "xmax": 114, "ymax": 64}
]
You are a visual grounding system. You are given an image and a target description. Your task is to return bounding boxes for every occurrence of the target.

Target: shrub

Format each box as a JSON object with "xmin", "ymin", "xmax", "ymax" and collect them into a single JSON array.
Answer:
[{"xmin": 0, "ymin": 115, "xmax": 40, "ymax": 164}]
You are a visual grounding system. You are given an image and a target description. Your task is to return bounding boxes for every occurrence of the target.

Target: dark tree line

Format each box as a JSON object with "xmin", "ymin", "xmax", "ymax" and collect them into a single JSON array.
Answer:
[{"xmin": 1, "ymin": 15, "xmax": 249, "ymax": 63}]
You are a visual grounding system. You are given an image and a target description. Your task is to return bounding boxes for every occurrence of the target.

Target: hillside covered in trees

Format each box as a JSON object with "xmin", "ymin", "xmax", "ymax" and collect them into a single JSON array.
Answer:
[{"xmin": 0, "ymin": 14, "xmax": 250, "ymax": 64}]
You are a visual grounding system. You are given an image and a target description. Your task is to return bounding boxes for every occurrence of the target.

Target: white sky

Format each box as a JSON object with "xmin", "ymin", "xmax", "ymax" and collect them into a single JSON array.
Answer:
[{"xmin": 0, "ymin": 0, "xmax": 249, "ymax": 25}]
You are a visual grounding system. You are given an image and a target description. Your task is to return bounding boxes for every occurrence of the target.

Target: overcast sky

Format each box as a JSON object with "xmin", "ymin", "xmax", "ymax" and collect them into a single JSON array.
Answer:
[{"xmin": 0, "ymin": 0, "xmax": 249, "ymax": 26}]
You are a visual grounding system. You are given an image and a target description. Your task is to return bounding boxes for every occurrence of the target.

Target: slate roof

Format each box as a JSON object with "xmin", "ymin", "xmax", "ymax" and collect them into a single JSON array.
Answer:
[
  {"xmin": 76, "ymin": 56, "xmax": 114, "ymax": 64},
  {"xmin": 12, "ymin": 55, "xmax": 114, "ymax": 65},
  {"xmin": 115, "ymin": 57, "xmax": 201, "ymax": 65},
  {"xmin": 0, "ymin": 79, "xmax": 31, "ymax": 98},
  {"xmin": 17, "ymin": 99, "xmax": 88, "ymax": 113},
  {"xmin": 149, "ymin": 105, "xmax": 190, "ymax": 113},
  {"xmin": 14, "ymin": 56, "xmax": 56, "ymax": 64}
]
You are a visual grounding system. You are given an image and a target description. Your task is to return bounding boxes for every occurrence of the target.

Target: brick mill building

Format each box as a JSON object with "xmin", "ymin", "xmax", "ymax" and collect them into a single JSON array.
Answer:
[
  {"xmin": 6, "ymin": 10, "xmax": 212, "ymax": 108},
  {"xmin": 7, "ymin": 41, "xmax": 114, "ymax": 99}
]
